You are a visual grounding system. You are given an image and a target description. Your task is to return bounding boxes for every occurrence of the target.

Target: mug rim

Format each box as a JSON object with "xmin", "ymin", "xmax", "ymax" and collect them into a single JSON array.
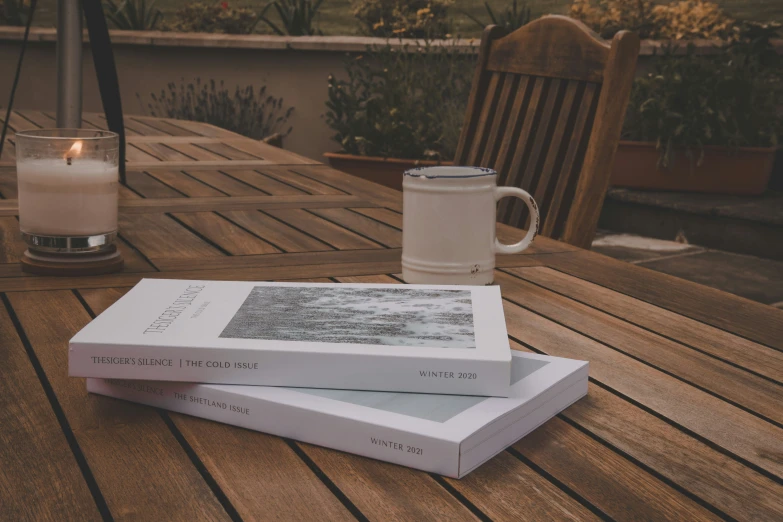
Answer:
[{"xmin": 404, "ymin": 166, "xmax": 496, "ymax": 179}]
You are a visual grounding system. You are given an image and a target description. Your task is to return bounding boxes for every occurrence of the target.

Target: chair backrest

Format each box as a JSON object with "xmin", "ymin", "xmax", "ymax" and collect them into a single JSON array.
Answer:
[{"xmin": 454, "ymin": 16, "xmax": 639, "ymax": 249}]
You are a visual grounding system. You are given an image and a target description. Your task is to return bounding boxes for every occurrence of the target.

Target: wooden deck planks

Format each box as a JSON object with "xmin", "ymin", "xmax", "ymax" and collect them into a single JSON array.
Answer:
[
  {"xmin": 543, "ymin": 250, "xmax": 783, "ymax": 350},
  {"xmin": 513, "ymin": 417, "xmax": 723, "ymax": 521},
  {"xmin": 563, "ymin": 382, "xmax": 783, "ymax": 521},
  {"xmin": 310, "ymin": 208, "xmax": 402, "ymax": 248},
  {"xmin": 506, "ymin": 266, "xmax": 783, "ymax": 383},
  {"xmin": 118, "ymin": 214, "xmax": 224, "ymax": 259},
  {"xmin": 0, "ymin": 301, "xmax": 102, "ymax": 522},
  {"xmin": 220, "ymin": 210, "xmax": 334, "ymax": 253},
  {"xmin": 300, "ymin": 443, "xmax": 479, "ymax": 521},
  {"xmin": 178, "ymin": 170, "xmax": 267, "ymax": 196},
  {"xmin": 265, "ymin": 208, "xmax": 383, "ymax": 250},
  {"xmin": 171, "ymin": 212, "xmax": 282, "ymax": 255},
  {"xmin": 445, "ymin": 452, "xmax": 601, "ymax": 521},
  {"xmin": 500, "ymin": 297, "xmax": 783, "ymax": 479},
  {"xmin": 6, "ymin": 291, "xmax": 231, "ymax": 521},
  {"xmin": 495, "ymin": 271, "xmax": 783, "ymax": 426}
]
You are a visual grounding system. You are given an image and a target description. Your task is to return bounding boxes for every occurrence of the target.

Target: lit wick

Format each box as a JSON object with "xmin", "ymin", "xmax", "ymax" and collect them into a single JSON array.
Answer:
[{"xmin": 65, "ymin": 141, "xmax": 82, "ymax": 166}]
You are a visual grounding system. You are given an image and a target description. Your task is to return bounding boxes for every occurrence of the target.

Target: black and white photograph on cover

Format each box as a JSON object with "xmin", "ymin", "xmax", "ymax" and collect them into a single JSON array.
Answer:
[{"xmin": 220, "ymin": 286, "xmax": 476, "ymax": 348}]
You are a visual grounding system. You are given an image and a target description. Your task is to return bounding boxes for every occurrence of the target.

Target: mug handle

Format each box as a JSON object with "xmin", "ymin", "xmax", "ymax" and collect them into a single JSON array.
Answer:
[{"xmin": 493, "ymin": 187, "xmax": 539, "ymax": 255}]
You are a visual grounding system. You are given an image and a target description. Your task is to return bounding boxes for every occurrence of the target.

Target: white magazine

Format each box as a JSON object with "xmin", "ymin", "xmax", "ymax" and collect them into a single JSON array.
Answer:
[
  {"xmin": 71, "ymin": 279, "xmax": 512, "ymax": 396},
  {"xmin": 87, "ymin": 351, "xmax": 588, "ymax": 478}
]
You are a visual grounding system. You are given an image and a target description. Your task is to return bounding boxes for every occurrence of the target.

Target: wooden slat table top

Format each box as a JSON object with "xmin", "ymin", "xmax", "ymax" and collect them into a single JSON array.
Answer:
[{"xmin": 1, "ymin": 110, "xmax": 781, "ymax": 522}]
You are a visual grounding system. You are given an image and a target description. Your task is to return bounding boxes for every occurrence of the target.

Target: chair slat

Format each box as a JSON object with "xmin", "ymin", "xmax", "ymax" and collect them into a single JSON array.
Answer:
[
  {"xmin": 492, "ymin": 75, "xmax": 532, "ymax": 185},
  {"xmin": 479, "ymin": 74, "xmax": 519, "ymax": 168},
  {"xmin": 532, "ymin": 80, "xmax": 581, "ymax": 217},
  {"xmin": 544, "ymin": 83, "xmax": 600, "ymax": 237},
  {"xmin": 466, "ymin": 72, "xmax": 503, "ymax": 166},
  {"xmin": 497, "ymin": 76, "xmax": 546, "ymax": 220},
  {"xmin": 455, "ymin": 25, "xmax": 508, "ymax": 166},
  {"xmin": 506, "ymin": 78, "xmax": 564, "ymax": 228}
]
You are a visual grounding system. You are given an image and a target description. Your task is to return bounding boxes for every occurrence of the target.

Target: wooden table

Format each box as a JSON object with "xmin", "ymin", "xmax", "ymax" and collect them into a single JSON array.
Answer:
[{"xmin": 1, "ymin": 111, "xmax": 782, "ymax": 521}]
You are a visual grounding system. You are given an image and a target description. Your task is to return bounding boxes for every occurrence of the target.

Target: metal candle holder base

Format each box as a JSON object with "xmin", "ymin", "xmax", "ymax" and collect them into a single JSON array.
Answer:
[
  {"xmin": 20, "ymin": 242, "xmax": 124, "ymax": 276},
  {"xmin": 22, "ymin": 231, "xmax": 117, "ymax": 254}
]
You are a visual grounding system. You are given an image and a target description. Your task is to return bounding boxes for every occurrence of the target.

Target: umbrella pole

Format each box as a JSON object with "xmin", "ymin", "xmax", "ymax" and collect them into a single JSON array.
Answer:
[{"xmin": 56, "ymin": 0, "xmax": 83, "ymax": 128}]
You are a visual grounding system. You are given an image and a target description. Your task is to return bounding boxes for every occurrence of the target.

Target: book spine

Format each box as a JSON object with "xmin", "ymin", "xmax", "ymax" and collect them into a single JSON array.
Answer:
[
  {"xmin": 86, "ymin": 378, "xmax": 460, "ymax": 477},
  {"xmin": 71, "ymin": 343, "xmax": 510, "ymax": 396}
]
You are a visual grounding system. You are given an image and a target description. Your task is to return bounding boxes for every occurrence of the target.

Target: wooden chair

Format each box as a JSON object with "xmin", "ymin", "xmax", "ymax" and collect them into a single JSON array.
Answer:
[{"xmin": 454, "ymin": 16, "xmax": 640, "ymax": 249}]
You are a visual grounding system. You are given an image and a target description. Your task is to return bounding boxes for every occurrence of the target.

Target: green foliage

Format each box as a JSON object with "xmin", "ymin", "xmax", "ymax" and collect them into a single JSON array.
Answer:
[
  {"xmin": 569, "ymin": 0, "xmax": 735, "ymax": 40},
  {"xmin": 325, "ymin": 41, "xmax": 476, "ymax": 160},
  {"xmin": 141, "ymin": 78, "xmax": 294, "ymax": 139},
  {"xmin": 104, "ymin": 0, "xmax": 164, "ymax": 30},
  {"xmin": 462, "ymin": 0, "xmax": 532, "ymax": 32},
  {"xmin": 569, "ymin": 0, "xmax": 657, "ymax": 38},
  {"xmin": 166, "ymin": 2, "xmax": 259, "ymax": 34},
  {"xmin": 259, "ymin": 0, "xmax": 325, "ymax": 35},
  {"xmin": 352, "ymin": 0, "xmax": 453, "ymax": 38},
  {"xmin": 0, "ymin": 0, "xmax": 30, "ymax": 26},
  {"xmin": 623, "ymin": 22, "xmax": 782, "ymax": 167}
]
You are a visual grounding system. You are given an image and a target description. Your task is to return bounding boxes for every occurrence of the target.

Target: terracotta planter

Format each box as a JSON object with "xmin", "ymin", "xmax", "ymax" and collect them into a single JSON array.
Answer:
[
  {"xmin": 324, "ymin": 152, "xmax": 453, "ymax": 191},
  {"xmin": 611, "ymin": 141, "xmax": 777, "ymax": 196}
]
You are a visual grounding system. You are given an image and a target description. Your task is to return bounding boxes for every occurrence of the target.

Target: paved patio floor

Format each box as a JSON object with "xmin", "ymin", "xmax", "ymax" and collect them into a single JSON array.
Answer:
[{"xmin": 592, "ymin": 231, "xmax": 783, "ymax": 308}]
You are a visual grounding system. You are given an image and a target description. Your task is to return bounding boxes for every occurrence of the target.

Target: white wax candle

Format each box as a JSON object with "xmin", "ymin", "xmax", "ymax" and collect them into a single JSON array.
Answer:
[{"xmin": 17, "ymin": 158, "xmax": 119, "ymax": 236}]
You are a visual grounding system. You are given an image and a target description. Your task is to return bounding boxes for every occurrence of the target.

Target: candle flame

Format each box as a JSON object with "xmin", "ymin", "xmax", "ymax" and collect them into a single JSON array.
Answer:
[{"xmin": 65, "ymin": 141, "xmax": 83, "ymax": 159}]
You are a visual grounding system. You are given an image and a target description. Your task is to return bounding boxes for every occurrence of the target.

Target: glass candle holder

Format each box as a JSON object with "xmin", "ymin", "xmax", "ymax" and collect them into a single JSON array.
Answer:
[{"xmin": 15, "ymin": 129, "xmax": 119, "ymax": 254}]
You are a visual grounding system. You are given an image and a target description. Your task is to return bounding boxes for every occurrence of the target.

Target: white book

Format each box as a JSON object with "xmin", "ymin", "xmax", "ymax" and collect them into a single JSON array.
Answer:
[
  {"xmin": 70, "ymin": 279, "xmax": 513, "ymax": 396},
  {"xmin": 87, "ymin": 351, "xmax": 588, "ymax": 478}
]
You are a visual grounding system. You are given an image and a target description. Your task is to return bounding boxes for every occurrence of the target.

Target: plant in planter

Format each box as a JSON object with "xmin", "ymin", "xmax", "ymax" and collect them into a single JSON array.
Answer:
[
  {"xmin": 652, "ymin": 0, "xmax": 734, "ymax": 40},
  {"xmin": 258, "ymin": 0, "xmax": 325, "ymax": 36},
  {"xmin": 352, "ymin": 0, "xmax": 453, "ymax": 38},
  {"xmin": 104, "ymin": 0, "xmax": 164, "ymax": 30},
  {"xmin": 141, "ymin": 78, "xmax": 293, "ymax": 141},
  {"xmin": 462, "ymin": 0, "xmax": 532, "ymax": 33},
  {"xmin": 1, "ymin": 0, "xmax": 30, "ymax": 26},
  {"xmin": 324, "ymin": 40, "xmax": 476, "ymax": 189},
  {"xmin": 166, "ymin": 2, "xmax": 260, "ymax": 34},
  {"xmin": 614, "ymin": 22, "xmax": 782, "ymax": 194},
  {"xmin": 106, "ymin": 0, "xmax": 163, "ymax": 31},
  {"xmin": 569, "ymin": 0, "xmax": 733, "ymax": 40}
]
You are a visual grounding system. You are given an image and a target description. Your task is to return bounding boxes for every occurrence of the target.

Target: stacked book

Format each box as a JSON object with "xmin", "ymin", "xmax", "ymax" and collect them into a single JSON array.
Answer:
[{"xmin": 71, "ymin": 279, "xmax": 588, "ymax": 478}]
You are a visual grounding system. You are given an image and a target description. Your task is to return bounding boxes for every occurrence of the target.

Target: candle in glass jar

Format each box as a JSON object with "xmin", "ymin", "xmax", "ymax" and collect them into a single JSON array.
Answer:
[{"xmin": 17, "ymin": 143, "xmax": 119, "ymax": 237}]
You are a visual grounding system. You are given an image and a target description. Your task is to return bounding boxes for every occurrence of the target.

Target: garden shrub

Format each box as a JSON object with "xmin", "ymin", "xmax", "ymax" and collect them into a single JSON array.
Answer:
[
  {"xmin": 104, "ymin": 0, "xmax": 164, "ymax": 31},
  {"xmin": 141, "ymin": 78, "xmax": 293, "ymax": 140},
  {"xmin": 462, "ymin": 0, "xmax": 532, "ymax": 33},
  {"xmin": 652, "ymin": 1, "xmax": 734, "ymax": 40},
  {"xmin": 0, "ymin": 0, "xmax": 30, "ymax": 26},
  {"xmin": 325, "ymin": 41, "xmax": 476, "ymax": 160},
  {"xmin": 623, "ymin": 22, "xmax": 782, "ymax": 167},
  {"xmin": 166, "ymin": 2, "xmax": 260, "ymax": 34},
  {"xmin": 258, "ymin": 0, "xmax": 325, "ymax": 36},
  {"xmin": 569, "ymin": 0, "xmax": 658, "ymax": 39},
  {"xmin": 352, "ymin": 0, "xmax": 453, "ymax": 38},
  {"xmin": 569, "ymin": 0, "xmax": 733, "ymax": 40}
]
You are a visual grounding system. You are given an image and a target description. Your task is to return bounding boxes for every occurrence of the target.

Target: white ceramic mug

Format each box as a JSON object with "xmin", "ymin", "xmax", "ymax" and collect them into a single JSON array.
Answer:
[{"xmin": 402, "ymin": 166, "xmax": 539, "ymax": 285}]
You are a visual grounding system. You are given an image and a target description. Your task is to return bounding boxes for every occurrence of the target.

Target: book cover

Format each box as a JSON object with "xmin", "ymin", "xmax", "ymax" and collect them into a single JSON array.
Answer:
[
  {"xmin": 71, "ymin": 279, "xmax": 512, "ymax": 396},
  {"xmin": 87, "ymin": 351, "xmax": 588, "ymax": 478}
]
